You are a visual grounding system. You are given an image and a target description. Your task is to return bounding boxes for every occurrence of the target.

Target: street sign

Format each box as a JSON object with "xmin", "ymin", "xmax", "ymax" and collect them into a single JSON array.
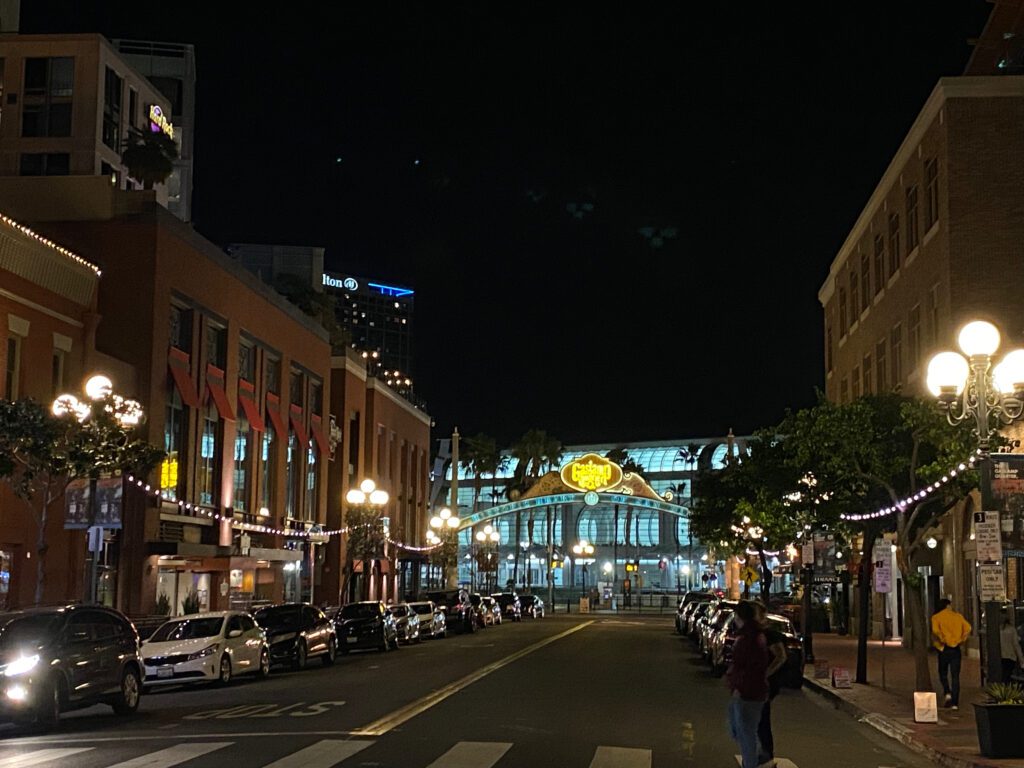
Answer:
[
  {"xmin": 979, "ymin": 564, "xmax": 1006, "ymax": 602},
  {"xmin": 741, "ymin": 565, "xmax": 760, "ymax": 586},
  {"xmin": 872, "ymin": 542, "xmax": 892, "ymax": 594},
  {"xmin": 975, "ymin": 511, "xmax": 1002, "ymax": 563}
]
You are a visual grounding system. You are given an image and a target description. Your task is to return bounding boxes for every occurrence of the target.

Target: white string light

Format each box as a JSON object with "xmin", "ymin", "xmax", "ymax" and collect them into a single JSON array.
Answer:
[
  {"xmin": 0, "ymin": 212, "xmax": 102, "ymax": 275},
  {"xmin": 840, "ymin": 453, "xmax": 977, "ymax": 522}
]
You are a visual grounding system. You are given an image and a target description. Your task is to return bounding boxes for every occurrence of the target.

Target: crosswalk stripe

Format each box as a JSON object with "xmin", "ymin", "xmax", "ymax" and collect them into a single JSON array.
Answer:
[
  {"xmin": 260, "ymin": 740, "xmax": 372, "ymax": 768},
  {"xmin": 425, "ymin": 742, "xmax": 512, "ymax": 768},
  {"xmin": 0, "ymin": 749, "xmax": 94, "ymax": 767},
  {"xmin": 588, "ymin": 746, "xmax": 651, "ymax": 768},
  {"xmin": 734, "ymin": 757, "xmax": 799, "ymax": 767},
  {"xmin": 104, "ymin": 742, "xmax": 232, "ymax": 768}
]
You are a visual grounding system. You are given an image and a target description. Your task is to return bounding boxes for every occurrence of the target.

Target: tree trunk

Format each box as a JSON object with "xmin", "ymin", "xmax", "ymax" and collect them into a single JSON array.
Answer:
[
  {"xmin": 362, "ymin": 558, "xmax": 371, "ymax": 601},
  {"xmin": 513, "ymin": 512, "xmax": 521, "ymax": 586},
  {"xmin": 904, "ymin": 577, "xmax": 933, "ymax": 691},
  {"xmin": 757, "ymin": 546, "xmax": 772, "ymax": 604},
  {"xmin": 34, "ymin": 495, "xmax": 49, "ymax": 606}
]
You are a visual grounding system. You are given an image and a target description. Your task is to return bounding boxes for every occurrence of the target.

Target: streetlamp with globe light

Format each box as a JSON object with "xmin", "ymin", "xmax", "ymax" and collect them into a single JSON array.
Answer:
[
  {"xmin": 474, "ymin": 525, "xmax": 501, "ymax": 593},
  {"xmin": 426, "ymin": 506, "xmax": 460, "ymax": 588},
  {"xmin": 345, "ymin": 479, "xmax": 390, "ymax": 601},
  {"xmin": 572, "ymin": 539, "xmax": 595, "ymax": 607},
  {"xmin": 927, "ymin": 319, "xmax": 1024, "ymax": 684}
]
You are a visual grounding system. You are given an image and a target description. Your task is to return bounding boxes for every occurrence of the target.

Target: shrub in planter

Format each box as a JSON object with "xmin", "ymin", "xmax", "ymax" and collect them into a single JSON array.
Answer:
[{"xmin": 975, "ymin": 682, "xmax": 1024, "ymax": 759}]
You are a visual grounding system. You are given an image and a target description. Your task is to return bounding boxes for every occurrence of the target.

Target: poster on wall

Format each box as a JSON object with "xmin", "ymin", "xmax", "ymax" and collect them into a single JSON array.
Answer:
[{"xmin": 64, "ymin": 476, "xmax": 123, "ymax": 529}]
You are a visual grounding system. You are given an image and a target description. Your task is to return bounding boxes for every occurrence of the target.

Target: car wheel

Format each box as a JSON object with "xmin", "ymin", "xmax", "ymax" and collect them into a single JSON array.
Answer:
[
  {"xmin": 36, "ymin": 677, "xmax": 62, "ymax": 731},
  {"xmin": 322, "ymin": 637, "xmax": 336, "ymax": 666},
  {"xmin": 112, "ymin": 667, "xmax": 141, "ymax": 715},
  {"xmin": 294, "ymin": 641, "xmax": 308, "ymax": 670},
  {"xmin": 258, "ymin": 648, "xmax": 271, "ymax": 679},
  {"xmin": 390, "ymin": 633, "xmax": 400, "ymax": 651},
  {"xmin": 218, "ymin": 654, "xmax": 233, "ymax": 685}
]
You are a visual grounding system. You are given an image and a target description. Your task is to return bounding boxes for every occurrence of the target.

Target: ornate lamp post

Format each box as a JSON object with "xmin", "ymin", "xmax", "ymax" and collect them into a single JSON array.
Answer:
[
  {"xmin": 427, "ymin": 506, "xmax": 460, "ymax": 588},
  {"xmin": 53, "ymin": 375, "xmax": 144, "ymax": 604},
  {"xmin": 572, "ymin": 539, "xmax": 595, "ymax": 605},
  {"xmin": 475, "ymin": 525, "xmax": 500, "ymax": 593},
  {"xmin": 345, "ymin": 479, "xmax": 389, "ymax": 601},
  {"xmin": 927, "ymin": 319, "xmax": 1024, "ymax": 684}
]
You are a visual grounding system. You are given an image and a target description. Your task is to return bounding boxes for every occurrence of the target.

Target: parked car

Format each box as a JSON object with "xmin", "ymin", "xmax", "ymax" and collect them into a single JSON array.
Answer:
[
  {"xmin": 0, "ymin": 605, "xmax": 142, "ymax": 730},
  {"xmin": 480, "ymin": 596, "xmax": 502, "ymax": 625},
  {"xmin": 252, "ymin": 603, "xmax": 336, "ymax": 669},
  {"xmin": 686, "ymin": 601, "xmax": 713, "ymax": 639},
  {"xmin": 677, "ymin": 592, "xmax": 715, "ymax": 634},
  {"xmin": 333, "ymin": 601, "xmax": 399, "ymax": 652},
  {"xmin": 426, "ymin": 589, "xmax": 477, "ymax": 634},
  {"xmin": 143, "ymin": 611, "xmax": 270, "ymax": 688},
  {"xmin": 709, "ymin": 612, "xmax": 804, "ymax": 686},
  {"xmin": 388, "ymin": 603, "xmax": 421, "ymax": 643},
  {"xmin": 408, "ymin": 601, "xmax": 446, "ymax": 639},
  {"xmin": 520, "ymin": 594, "xmax": 545, "ymax": 618},
  {"xmin": 700, "ymin": 600, "xmax": 737, "ymax": 657},
  {"xmin": 492, "ymin": 592, "xmax": 522, "ymax": 622}
]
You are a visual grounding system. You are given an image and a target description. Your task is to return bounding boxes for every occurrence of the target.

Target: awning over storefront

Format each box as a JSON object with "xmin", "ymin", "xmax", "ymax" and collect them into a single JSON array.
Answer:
[
  {"xmin": 237, "ymin": 382, "xmax": 266, "ymax": 432},
  {"xmin": 206, "ymin": 367, "xmax": 236, "ymax": 421},
  {"xmin": 310, "ymin": 414, "xmax": 329, "ymax": 454},
  {"xmin": 168, "ymin": 352, "xmax": 200, "ymax": 408},
  {"xmin": 289, "ymin": 405, "xmax": 310, "ymax": 447},
  {"xmin": 266, "ymin": 393, "xmax": 287, "ymax": 439}
]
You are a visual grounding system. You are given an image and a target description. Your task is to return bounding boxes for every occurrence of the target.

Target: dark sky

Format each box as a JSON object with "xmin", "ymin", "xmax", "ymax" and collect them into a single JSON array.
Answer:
[{"xmin": 23, "ymin": 2, "xmax": 993, "ymax": 447}]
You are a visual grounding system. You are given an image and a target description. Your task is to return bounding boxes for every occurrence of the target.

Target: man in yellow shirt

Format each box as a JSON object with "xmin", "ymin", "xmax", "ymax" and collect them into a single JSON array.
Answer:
[{"xmin": 931, "ymin": 598, "xmax": 972, "ymax": 710}]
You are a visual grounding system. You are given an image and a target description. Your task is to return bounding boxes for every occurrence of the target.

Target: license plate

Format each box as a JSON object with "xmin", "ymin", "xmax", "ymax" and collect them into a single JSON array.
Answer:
[
  {"xmin": 346, "ymin": 637, "xmax": 358, "ymax": 644},
  {"xmin": 157, "ymin": 667, "xmax": 173, "ymax": 678}
]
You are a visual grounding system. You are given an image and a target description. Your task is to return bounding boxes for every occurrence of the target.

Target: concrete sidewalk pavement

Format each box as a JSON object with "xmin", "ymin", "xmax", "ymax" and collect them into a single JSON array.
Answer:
[{"xmin": 803, "ymin": 633, "xmax": 1023, "ymax": 768}]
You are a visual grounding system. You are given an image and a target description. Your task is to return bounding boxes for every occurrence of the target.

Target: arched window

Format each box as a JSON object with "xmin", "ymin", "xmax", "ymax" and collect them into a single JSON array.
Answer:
[{"xmin": 613, "ymin": 508, "xmax": 659, "ymax": 546}]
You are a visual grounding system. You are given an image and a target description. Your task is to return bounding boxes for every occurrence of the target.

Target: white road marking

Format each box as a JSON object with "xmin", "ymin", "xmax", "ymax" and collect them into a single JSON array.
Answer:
[
  {"xmin": 104, "ymin": 742, "xmax": 232, "ymax": 768},
  {"xmin": 3, "ymin": 732, "xmax": 357, "ymax": 745},
  {"xmin": 0, "ymin": 749, "xmax": 94, "ymax": 767},
  {"xmin": 425, "ymin": 742, "xmax": 512, "ymax": 768},
  {"xmin": 588, "ymin": 745, "xmax": 652, "ymax": 768},
  {"xmin": 260, "ymin": 740, "xmax": 372, "ymax": 768},
  {"xmin": 734, "ymin": 758, "xmax": 799, "ymax": 767}
]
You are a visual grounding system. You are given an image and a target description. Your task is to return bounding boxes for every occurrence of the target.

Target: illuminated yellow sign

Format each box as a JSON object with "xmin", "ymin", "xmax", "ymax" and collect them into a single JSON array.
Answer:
[
  {"xmin": 148, "ymin": 105, "xmax": 175, "ymax": 140},
  {"xmin": 560, "ymin": 453, "xmax": 623, "ymax": 493},
  {"xmin": 160, "ymin": 455, "xmax": 178, "ymax": 490}
]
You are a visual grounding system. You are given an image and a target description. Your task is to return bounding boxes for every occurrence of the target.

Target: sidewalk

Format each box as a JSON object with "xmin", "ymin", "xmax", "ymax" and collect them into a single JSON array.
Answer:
[{"xmin": 803, "ymin": 633, "xmax": 1022, "ymax": 768}]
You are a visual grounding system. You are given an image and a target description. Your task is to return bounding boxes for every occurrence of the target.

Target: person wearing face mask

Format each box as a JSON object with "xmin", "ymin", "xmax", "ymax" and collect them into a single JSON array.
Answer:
[{"xmin": 726, "ymin": 600, "xmax": 770, "ymax": 768}]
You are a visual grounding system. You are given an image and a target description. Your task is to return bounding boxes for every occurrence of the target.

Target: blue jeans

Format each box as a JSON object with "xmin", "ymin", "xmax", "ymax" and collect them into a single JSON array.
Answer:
[
  {"xmin": 729, "ymin": 692, "xmax": 766, "ymax": 768},
  {"xmin": 938, "ymin": 645, "xmax": 962, "ymax": 706}
]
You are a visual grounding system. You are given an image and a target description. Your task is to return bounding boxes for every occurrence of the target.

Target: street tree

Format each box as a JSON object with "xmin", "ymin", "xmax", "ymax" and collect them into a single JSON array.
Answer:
[
  {"xmin": 510, "ymin": 430, "xmax": 562, "ymax": 584},
  {"xmin": 782, "ymin": 393, "xmax": 976, "ymax": 691},
  {"xmin": 0, "ymin": 397, "xmax": 162, "ymax": 605},
  {"xmin": 121, "ymin": 127, "xmax": 178, "ymax": 190}
]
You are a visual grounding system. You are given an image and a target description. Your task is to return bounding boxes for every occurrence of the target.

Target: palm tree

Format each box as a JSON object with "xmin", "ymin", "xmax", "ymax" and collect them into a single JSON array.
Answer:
[
  {"xmin": 121, "ymin": 127, "xmax": 178, "ymax": 190},
  {"xmin": 461, "ymin": 433, "xmax": 497, "ymax": 518},
  {"xmin": 673, "ymin": 444, "xmax": 702, "ymax": 592},
  {"xmin": 510, "ymin": 430, "xmax": 562, "ymax": 586}
]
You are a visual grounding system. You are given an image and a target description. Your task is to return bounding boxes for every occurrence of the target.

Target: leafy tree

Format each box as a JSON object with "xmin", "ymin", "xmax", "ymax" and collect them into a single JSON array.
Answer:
[
  {"xmin": 460, "ymin": 433, "xmax": 501, "ymax": 517},
  {"xmin": 121, "ymin": 127, "xmax": 178, "ymax": 190},
  {"xmin": 782, "ymin": 393, "xmax": 976, "ymax": 690},
  {"xmin": 510, "ymin": 430, "xmax": 562, "ymax": 584},
  {"xmin": 0, "ymin": 396, "xmax": 163, "ymax": 605}
]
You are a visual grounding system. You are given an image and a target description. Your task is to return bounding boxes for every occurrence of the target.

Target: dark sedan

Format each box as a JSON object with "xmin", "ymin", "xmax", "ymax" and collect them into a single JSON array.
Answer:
[
  {"xmin": 492, "ymin": 592, "xmax": 522, "ymax": 622},
  {"xmin": 334, "ymin": 601, "xmax": 399, "ymax": 652},
  {"xmin": 519, "ymin": 594, "xmax": 545, "ymax": 618},
  {"xmin": 426, "ymin": 589, "xmax": 477, "ymax": 634},
  {"xmin": 252, "ymin": 603, "xmax": 336, "ymax": 669}
]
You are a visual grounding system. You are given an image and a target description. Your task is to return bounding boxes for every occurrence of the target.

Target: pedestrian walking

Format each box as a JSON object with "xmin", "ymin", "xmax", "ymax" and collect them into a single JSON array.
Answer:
[
  {"xmin": 1000, "ymin": 609, "xmax": 1024, "ymax": 683},
  {"xmin": 726, "ymin": 600, "xmax": 770, "ymax": 768},
  {"xmin": 931, "ymin": 598, "xmax": 971, "ymax": 710},
  {"xmin": 752, "ymin": 603, "xmax": 789, "ymax": 768}
]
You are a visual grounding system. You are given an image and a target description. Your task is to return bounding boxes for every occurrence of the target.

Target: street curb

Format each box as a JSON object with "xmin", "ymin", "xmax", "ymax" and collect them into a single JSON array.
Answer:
[{"xmin": 802, "ymin": 674, "xmax": 999, "ymax": 768}]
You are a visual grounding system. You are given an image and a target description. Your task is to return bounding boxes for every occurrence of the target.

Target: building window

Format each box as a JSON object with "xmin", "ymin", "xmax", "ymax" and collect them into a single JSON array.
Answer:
[
  {"xmin": 876, "ymin": 339, "xmax": 887, "ymax": 393},
  {"xmin": 925, "ymin": 158, "xmax": 939, "ymax": 230},
  {"xmin": 905, "ymin": 186, "xmax": 919, "ymax": 253},
  {"xmin": 169, "ymin": 304, "xmax": 192, "ymax": 352},
  {"xmin": 4, "ymin": 334, "xmax": 21, "ymax": 398},
  {"xmin": 852, "ymin": 366, "xmax": 861, "ymax": 399},
  {"xmin": 929, "ymin": 284, "xmax": 940, "ymax": 346},
  {"xmin": 290, "ymin": 370, "xmax": 303, "ymax": 406},
  {"xmin": 826, "ymin": 322, "xmax": 834, "ymax": 374},
  {"xmin": 259, "ymin": 429, "xmax": 275, "ymax": 513},
  {"xmin": 128, "ymin": 87, "xmax": 138, "ymax": 130},
  {"xmin": 265, "ymin": 355, "xmax": 280, "ymax": 395},
  {"xmin": 349, "ymin": 411, "xmax": 360, "ymax": 477},
  {"xmin": 840, "ymin": 377, "xmax": 849, "ymax": 404},
  {"xmin": 19, "ymin": 153, "xmax": 69, "ymax": 176},
  {"xmin": 286, "ymin": 431, "xmax": 301, "ymax": 519},
  {"xmin": 310, "ymin": 380, "xmax": 322, "ymax": 414},
  {"xmin": 849, "ymin": 268, "xmax": 859, "ymax": 324},
  {"xmin": 198, "ymin": 403, "xmax": 219, "ymax": 506},
  {"xmin": 233, "ymin": 417, "xmax": 250, "ymax": 513},
  {"xmin": 51, "ymin": 349, "xmax": 64, "ymax": 396},
  {"xmin": 102, "ymin": 67, "xmax": 123, "ymax": 150},
  {"xmin": 909, "ymin": 304, "xmax": 921, "ymax": 372},
  {"xmin": 860, "ymin": 251, "xmax": 870, "ymax": 312},
  {"xmin": 162, "ymin": 382, "xmax": 185, "ymax": 501},
  {"xmin": 891, "ymin": 323, "xmax": 903, "ymax": 386},
  {"xmin": 873, "ymin": 235, "xmax": 885, "ymax": 296},
  {"xmin": 238, "ymin": 342, "xmax": 254, "ymax": 383},
  {"xmin": 304, "ymin": 446, "xmax": 318, "ymax": 522},
  {"xmin": 887, "ymin": 213, "xmax": 901, "ymax": 277},
  {"xmin": 862, "ymin": 354, "xmax": 872, "ymax": 395},
  {"xmin": 838, "ymin": 286, "xmax": 848, "ymax": 336},
  {"xmin": 205, "ymin": 323, "xmax": 226, "ymax": 369},
  {"xmin": 22, "ymin": 57, "xmax": 73, "ymax": 137}
]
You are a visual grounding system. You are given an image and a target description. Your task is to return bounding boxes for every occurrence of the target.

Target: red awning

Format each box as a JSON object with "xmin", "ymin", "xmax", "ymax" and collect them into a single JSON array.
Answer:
[
  {"xmin": 266, "ymin": 394, "xmax": 287, "ymax": 439},
  {"xmin": 206, "ymin": 378, "xmax": 236, "ymax": 421},
  {"xmin": 289, "ymin": 406, "xmax": 310, "ymax": 448},
  {"xmin": 237, "ymin": 392, "xmax": 265, "ymax": 432},
  {"xmin": 168, "ymin": 361, "xmax": 200, "ymax": 409},
  {"xmin": 310, "ymin": 414, "xmax": 329, "ymax": 454}
]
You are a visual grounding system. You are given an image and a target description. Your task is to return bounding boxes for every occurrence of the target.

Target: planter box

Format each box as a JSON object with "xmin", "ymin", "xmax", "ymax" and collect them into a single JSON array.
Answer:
[{"xmin": 974, "ymin": 703, "xmax": 1024, "ymax": 758}]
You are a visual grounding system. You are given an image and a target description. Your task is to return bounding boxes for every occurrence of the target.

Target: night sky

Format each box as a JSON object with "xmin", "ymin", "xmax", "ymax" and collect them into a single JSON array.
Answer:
[{"xmin": 22, "ymin": 2, "xmax": 993, "ymax": 447}]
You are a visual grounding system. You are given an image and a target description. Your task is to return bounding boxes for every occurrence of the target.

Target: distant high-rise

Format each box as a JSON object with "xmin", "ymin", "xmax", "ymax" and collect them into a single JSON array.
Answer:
[{"xmin": 114, "ymin": 40, "xmax": 196, "ymax": 222}]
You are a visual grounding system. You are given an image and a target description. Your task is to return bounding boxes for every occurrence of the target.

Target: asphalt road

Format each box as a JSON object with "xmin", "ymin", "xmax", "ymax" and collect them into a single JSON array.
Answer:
[{"xmin": 0, "ymin": 615, "xmax": 935, "ymax": 767}]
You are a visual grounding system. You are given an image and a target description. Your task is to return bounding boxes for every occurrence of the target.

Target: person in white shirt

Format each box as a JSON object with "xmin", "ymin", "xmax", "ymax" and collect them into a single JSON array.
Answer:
[{"xmin": 1000, "ymin": 612, "xmax": 1024, "ymax": 683}]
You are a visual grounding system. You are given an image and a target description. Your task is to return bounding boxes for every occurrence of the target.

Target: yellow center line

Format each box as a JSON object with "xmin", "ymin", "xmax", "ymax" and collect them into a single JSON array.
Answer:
[{"xmin": 351, "ymin": 621, "xmax": 595, "ymax": 736}]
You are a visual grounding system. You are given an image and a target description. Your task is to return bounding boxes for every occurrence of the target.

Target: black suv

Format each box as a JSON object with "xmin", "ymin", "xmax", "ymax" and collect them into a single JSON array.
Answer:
[
  {"xmin": 0, "ymin": 605, "xmax": 143, "ymax": 729},
  {"xmin": 426, "ymin": 589, "xmax": 477, "ymax": 634},
  {"xmin": 253, "ymin": 603, "xmax": 337, "ymax": 669},
  {"xmin": 333, "ymin": 601, "xmax": 399, "ymax": 653}
]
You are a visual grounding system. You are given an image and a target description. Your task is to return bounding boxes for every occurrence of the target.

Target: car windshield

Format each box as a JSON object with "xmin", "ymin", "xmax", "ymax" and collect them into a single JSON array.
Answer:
[
  {"xmin": 493, "ymin": 595, "xmax": 515, "ymax": 605},
  {"xmin": 388, "ymin": 606, "xmax": 408, "ymax": 617},
  {"xmin": 0, "ymin": 614, "xmax": 60, "ymax": 649},
  {"xmin": 410, "ymin": 604, "xmax": 433, "ymax": 616},
  {"xmin": 149, "ymin": 617, "xmax": 223, "ymax": 642},
  {"xmin": 339, "ymin": 604, "xmax": 378, "ymax": 620},
  {"xmin": 521, "ymin": 596, "xmax": 535, "ymax": 604},
  {"xmin": 254, "ymin": 607, "xmax": 300, "ymax": 630},
  {"xmin": 767, "ymin": 618, "xmax": 792, "ymax": 634}
]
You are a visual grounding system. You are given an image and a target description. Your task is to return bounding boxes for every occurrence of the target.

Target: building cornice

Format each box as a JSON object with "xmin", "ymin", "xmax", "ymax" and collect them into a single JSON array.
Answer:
[
  {"xmin": 0, "ymin": 214, "xmax": 99, "ymax": 306},
  {"xmin": 366, "ymin": 377, "xmax": 432, "ymax": 427},
  {"xmin": 818, "ymin": 76, "xmax": 1024, "ymax": 307},
  {"xmin": 330, "ymin": 354, "xmax": 368, "ymax": 382}
]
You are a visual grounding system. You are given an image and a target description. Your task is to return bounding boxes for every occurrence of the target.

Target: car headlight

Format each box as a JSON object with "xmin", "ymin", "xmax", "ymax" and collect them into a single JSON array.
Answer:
[
  {"xmin": 187, "ymin": 643, "xmax": 220, "ymax": 661},
  {"xmin": 4, "ymin": 655, "xmax": 39, "ymax": 677}
]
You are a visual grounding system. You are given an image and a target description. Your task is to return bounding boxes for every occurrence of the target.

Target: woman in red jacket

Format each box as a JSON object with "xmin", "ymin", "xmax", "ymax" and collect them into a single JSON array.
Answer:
[{"xmin": 727, "ymin": 601, "xmax": 770, "ymax": 768}]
